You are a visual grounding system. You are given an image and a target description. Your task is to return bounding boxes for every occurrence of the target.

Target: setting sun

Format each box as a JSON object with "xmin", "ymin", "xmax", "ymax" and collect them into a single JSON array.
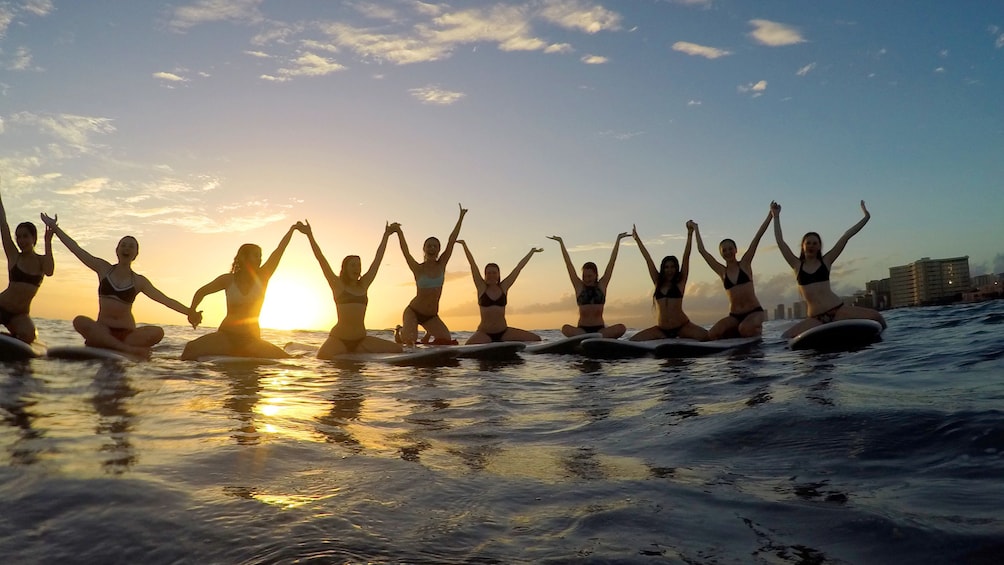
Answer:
[{"xmin": 258, "ymin": 272, "xmax": 336, "ymax": 331}]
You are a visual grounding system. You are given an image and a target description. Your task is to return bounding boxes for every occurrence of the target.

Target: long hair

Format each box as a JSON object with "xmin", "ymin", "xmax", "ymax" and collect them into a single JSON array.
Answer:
[
  {"xmin": 15, "ymin": 222, "xmax": 38, "ymax": 246},
  {"xmin": 798, "ymin": 232, "xmax": 822, "ymax": 263},
  {"xmin": 231, "ymin": 243, "xmax": 261, "ymax": 274},
  {"xmin": 339, "ymin": 255, "xmax": 361, "ymax": 284},
  {"xmin": 658, "ymin": 255, "xmax": 681, "ymax": 287}
]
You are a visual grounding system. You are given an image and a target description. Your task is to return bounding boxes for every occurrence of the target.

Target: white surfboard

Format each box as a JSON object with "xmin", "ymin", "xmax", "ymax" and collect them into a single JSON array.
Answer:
[
  {"xmin": 0, "ymin": 334, "xmax": 46, "ymax": 360},
  {"xmin": 580, "ymin": 337, "xmax": 664, "ymax": 358},
  {"xmin": 451, "ymin": 341, "xmax": 526, "ymax": 359},
  {"xmin": 655, "ymin": 336, "xmax": 762, "ymax": 358},
  {"xmin": 524, "ymin": 333, "xmax": 603, "ymax": 355},
  {"xmin": 332, "ymin": 347, "xmax": 460, "ymax": 366},
  {"xmin": 46, "ymin": 345, "xmax": 144, "ymax": 363},
  {"xmin": 788, "ymin": 319, "xmax": 883, "ymax": 351}
]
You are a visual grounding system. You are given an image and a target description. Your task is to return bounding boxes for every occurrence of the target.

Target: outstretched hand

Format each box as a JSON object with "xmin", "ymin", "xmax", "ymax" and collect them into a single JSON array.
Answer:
[
  {"xmin": 546, "ymin": 235, "xmax": 563, "ymax": 243},
  {"xmin": 40, "ymin": 212, "xmax": 58, "ymax": 229},
  {"xmin": 617, "ymin": 231, "xmax": 630, "ymax": 240},
  {"xmin": 188, "ymin": 309, "xmax": 203, "ymax": 329},
  {"xmin": 385, "ymin": 221, "xmax": 401, "ymax": 235},
  {"xmin": 531, "ymin": 247, "xmax": 543, "ymax": 253},
  {"xmin": 860, "ymin": 200, "xmax": 870, "ymax": 218},
  {"xmin": 686, "ymin": 220, "xmax": 696, "ymax": 231},
  {"xmin": 458, "ymin": 203, "xmax": 468, "ymax": 217},
  {"xmin": 770, "ymin": 201, "xmax": 781, "ymax": 217}
]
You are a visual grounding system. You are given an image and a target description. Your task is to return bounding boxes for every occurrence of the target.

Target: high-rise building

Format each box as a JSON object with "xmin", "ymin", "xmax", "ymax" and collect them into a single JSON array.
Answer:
[
  {"xmin": 774, "ymin": 304, "xmax": 785, "ymax": 321},
  {"xmin": 889, "ymin": 256, "xmax": 970, "ymax": 308}
]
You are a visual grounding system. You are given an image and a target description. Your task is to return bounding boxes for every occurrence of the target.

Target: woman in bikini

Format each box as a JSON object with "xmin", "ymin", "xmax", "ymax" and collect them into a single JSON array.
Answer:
[
  {"xmin": 457, "ymin": 239, "xmax": 543, "ymax": 344},
  {"xmin": 40, "ymin": 213, "xmax": 200, "ymax": 358},
  {"xmin": 395, "ymin": 203, "xmax": 467, "ymax": 346},
  {"xmin": 301, "ymin": 220, "xmax": 403, "ymax": 358},
  {"xmin": 629, "ymin": 223, "xmax": 708, "ymax": 341},
  {"xmin": 548, "ymin": 232, "xmax": 629, "ymax": 338},
  {"xmin": 692, "ymin": 211, "xmax": 772, "ymax": 339},
  {"xmin": 772, "ymin": 200, "xmax": 887, "ymax": 339},
  {"xmin": 0, "ymin": 181, "xmax": 54, "ymax": 343},
  {"xmin": 181, "ymin": 222, "xmax": 304, "ymax": 360}
]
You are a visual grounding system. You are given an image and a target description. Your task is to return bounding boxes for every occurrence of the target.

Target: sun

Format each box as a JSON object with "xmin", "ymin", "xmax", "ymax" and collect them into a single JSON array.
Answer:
[{"xmin": 258, "ymin": 271, "xmax": 335, "ymax": 331}]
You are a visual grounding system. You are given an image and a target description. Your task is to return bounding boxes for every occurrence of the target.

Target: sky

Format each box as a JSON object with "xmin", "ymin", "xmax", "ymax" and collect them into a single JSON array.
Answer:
[{"xmin": 1, "ymin": 0, "xmax": 1002, "ymax": 333}]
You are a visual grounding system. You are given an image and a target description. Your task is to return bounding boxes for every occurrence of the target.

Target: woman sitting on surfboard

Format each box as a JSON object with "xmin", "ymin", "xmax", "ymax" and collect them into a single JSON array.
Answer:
[
  {"xmin": 691, "ymin": 211, "xmax": 772, "ymax": 339},
  {"xmin": 301, "ymin": 220, "xmax": 403, "ymax": 358},
  {"xmin": 181, "ymin": 222, "xmax": 304, "ymax": 360},
  {"xmin": 772, "ymin": 200, "xmax": 887, "ymax": 338},
  {"xmin": 629, "ymin": 223, "xmax": 708, "ymax": 342},
  {"xmin": 394, "ymin": 203, "xmax": 467, "ymax": 347},
  {"xmin": 0, "ymin": 182, "xmax": 55, "ymax": 343},
  {"xmin": 40, "ymin": 213, "xmax": 201, "ymax": 358},
  {"xmin": 548, "ymin": 232, "xmax": 628, "ymax": 339},
  {"xmin": 457, "ymin": 239, "xmax": 543, "ymax": 345}
]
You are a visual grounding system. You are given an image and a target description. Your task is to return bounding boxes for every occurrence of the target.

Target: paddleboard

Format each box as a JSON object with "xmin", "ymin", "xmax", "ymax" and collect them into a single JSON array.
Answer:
[
  {"xmin": 655, "ymin": 336, "xmax": 762, "ymax": 358},
  {"xmin": 524, "ymin": 333, "xmax": 602, "ymax": 354},
  {"xmin": 451, "ymin": 341, "xmax": 526, "ymax": 359},
  {"xmin": 195, "ymin": 355, "xmax": 284, "ymax": 366},
  {"xmin": 0, "ymin": 334, "xmax": 46, "ymax": 360},
  {"xmin": 45, "ymin": 345, "xmax": 144, "ymax": 363},
  {"xmin": 580, "ymin": 337, "xmax": 664, "ymax": 358},
  {"xmin": 788, "ymin": 319, "xmax": 883, "ymax": 351},
  {"xmin": 332, "ymin": 347, "xmax": 460, "ymax": 366}
]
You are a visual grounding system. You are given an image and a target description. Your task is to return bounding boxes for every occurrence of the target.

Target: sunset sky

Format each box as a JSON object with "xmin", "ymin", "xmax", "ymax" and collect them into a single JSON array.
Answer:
[{"xmin": 2, "ymin": 0, "xmax": 1002, "ymax": 333}]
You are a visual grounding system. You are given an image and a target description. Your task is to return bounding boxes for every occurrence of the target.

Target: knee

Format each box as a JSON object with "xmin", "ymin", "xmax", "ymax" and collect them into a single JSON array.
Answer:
[{"xmin": 72, "ymin": 316, "xmax": 92, "ymax": 332}]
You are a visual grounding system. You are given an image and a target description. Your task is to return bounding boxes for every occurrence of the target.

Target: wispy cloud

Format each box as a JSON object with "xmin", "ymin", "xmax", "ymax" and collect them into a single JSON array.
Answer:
[
  {"xmin": 169, "ymin": 0, "xmax": 264, "ymax": 31},
  {"xmin": 408, "ymin": 85, "xmax": 466, "ymax": 105},
  {"xmin": 796, "ymin": 62, "xmax": 816, "ymax": 76},
  {"xmin": 538, "ymin": 0, "xmax": 622, "ymax": 34},
  {"xmin": 6, "ymin": 46, "xmax": 39, "ymax": 71},
  {"xmin": 672, "ymin": 41, "xmax": 731, "ymax": 59},
  {"xmin": 990, "ymin": 25, "xmax": 1004, "ymax": 48},
  {"xmin": 738, "ymin": 80, "xmax": 767, "ymax": 97},
  {"xmin": 54, "ymin": 177, "xmax": 110, "ymax": 195},
  {"xmin": 580, "ymin": 54, "xmax": 607, "ymax": 64},
  {"xmin": 1, "ymin": 0, "xmax": 54, "ymax": 38},
  {"xmin": 748, "ymin": 19, "xmax": 805, "ymax": 46},
  {"xmin": 687, "ymin": 99, "xmax": 702, "ymax": 106},
  {"xmin": 10, "ymin": 112, "xmax": 116, "ymax": 149},
  {"xmin": 598, "ymin": 130, "xmax": 645, "ymax": 141}
]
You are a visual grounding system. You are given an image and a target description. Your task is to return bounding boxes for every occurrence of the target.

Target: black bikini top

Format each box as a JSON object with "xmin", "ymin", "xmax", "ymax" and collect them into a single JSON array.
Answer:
[
  {"xmin": 479, "ymin": 291, "xmax": 507, "ymax": 307},
  {"xmin": 9, "ymin": 263, "xmax": 43, "ymax": 287},
  {"xmin": 654, "ymin": 283, "xmax": 683, "ymax": 299},
  {"xmin": 98, "ymin": 271, "xmax": 138, "ymax": 304},
  {"xmin": 577, "ymin": 285, "xmax": 605, "ymax": 305},
  {"xmin": 723, "ymin": 268, "xmax": 752, "ymax": 290},
  {"xmin": 336, "ymin": 291, "xmax": 368, "ymax": 306},
  {"xmin": 797, "ymin": 261, "xmax": 830, "ymax": 286}
]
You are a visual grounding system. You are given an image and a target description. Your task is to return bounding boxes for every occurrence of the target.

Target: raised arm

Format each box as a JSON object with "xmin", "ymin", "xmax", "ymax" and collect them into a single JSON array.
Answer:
[
  {"xmin": 691, "ymin": 221, "xmax": 725, "ymax": 277},
  {"xmin": 41, "ymin": 222, "xmax": 55, "ymax": 276},
  {"xmin": 631, "ymin": 225, "xmax": 659, "ymax": 284},
  {"xmin": 393, "ymin": 223, "xmax": 421, "ymax": 273},
  {"xmin": 260, "ymin": 222, "xmax": 303, "ymax": 280},
  {"xmin": 599, "ymin": 231, "xmax": 630, "ymax": 286},
  {"xmin": 771, "ymin": 201, "xmax": 799, "ymax": 270},
  {"xmin": 740, "ymin": 210, "xmax": 773, "ymax": 265},
  {"xmin": 139, "ymin": 275, "xmax": 202, "ymax": 328},
  {"xmin": 0, "ymin": 182, "xmax": 17, "ymax": 262},
  {"xmin": 301, "ymin": 221, "xmax": 340, "ymax": 294},
  {"xmin": 547, "ymin": 235, "xmax": 581, "ymax": 288},
  {"xmin": 457, "ymin": 240, "xmax": 485, "ymax": 291},
  {"xmin": 359, "ymin": 222, "xmax": 398, "ymax": 289},
  {"xmin": 436, "ymin": 203, "xmax": 468, "ymax": 266},
  {"xmin": 40, "ymin": 213, "xmax": 111, "ymax": 274},
  {"xmin": 823, "ymin": 200, "xmax": 870, "ymax": 265},
  {"xmin": 500, "ymin": 246, "xmax": 542, "ymax": 290},
  {"xmin": 681, "ymin": 221, "xmax": 695, "ymax": 286}
]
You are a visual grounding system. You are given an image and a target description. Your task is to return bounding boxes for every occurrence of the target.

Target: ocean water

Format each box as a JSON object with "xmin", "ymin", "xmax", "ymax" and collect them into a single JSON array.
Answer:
[{"xmin": 1, "ymin": 302, "xmax": 1002, "ymax": 564}]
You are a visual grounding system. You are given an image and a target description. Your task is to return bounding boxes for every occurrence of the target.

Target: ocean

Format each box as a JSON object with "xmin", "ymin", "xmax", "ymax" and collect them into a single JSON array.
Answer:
[{"xmin": 1, "ymin": 301, "xmax": 1002, "ymax": 564}]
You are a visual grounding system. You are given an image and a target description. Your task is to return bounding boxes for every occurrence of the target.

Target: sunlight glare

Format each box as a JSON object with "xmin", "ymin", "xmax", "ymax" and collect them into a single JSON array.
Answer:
[{"xmin": 258, "ymin": 271, "xmax": 335, "ymax": 330}]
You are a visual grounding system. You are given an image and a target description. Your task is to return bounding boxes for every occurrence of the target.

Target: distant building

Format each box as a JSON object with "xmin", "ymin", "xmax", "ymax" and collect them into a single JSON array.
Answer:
[
  {"xmin": 866, "ymin": 278, "xmax": 892, "ymax": 310},
  {"xmin": 889, "ymin": 256, "xmax": 971, "ymax": 308},
  {"xmin": 774, "ymin": 304, "xmax": 785, "ymax": 321},
  {"xmin": 792, "ymin": 301, "xmax": 806, "ymax": 319},
  {"xmin": 963, "ymin": 274, "xmax": 1003, "ymax": 302}
]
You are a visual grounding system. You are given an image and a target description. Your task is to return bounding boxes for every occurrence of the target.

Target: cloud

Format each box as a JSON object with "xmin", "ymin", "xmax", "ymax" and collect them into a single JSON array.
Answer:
[
  {"xmin": 169, "ymin": 0, "xmax": 264, "ymax": 31},
  {"xmin": 1, "ymin": 0, "xmax": 53, "ymax": 38},
  {"xmin": 244, "ymin": 50, "xmax": 272, "ymax": 58},
  {"xmin": 153, "ymin": 71, "xmax": 188, "ymax": 86},
  {"xmin": 580, "ymin": 54, "xmax": 607, "ymax": 64},
  {"xmin": 934, "ymin": 66, "xmax": 945, "ymax": 73},
  {"xmin": 54, "ymin": 177, "xmax": 110, "ymax": 195},
  {"xmin": 993, "ymin": 26, "xmax": 1004, "ymax": 49},
  {"xmin": 687, "ymin": 99, "xmax": 702, "ymax": 106},
  {"xmin": 10, "ymin": 112, "xmax": 116, "ymax": 148},
  {"xmin": 672, "ymin": 41, "xmax": 731, "ymax": 59},
  {"xmin": 6, "ymin": 46, "xmax": 38, "ymax": 71},
  {"xmin": 737, "ymin": 80, "xmax": 767, "ymax": 96},
  {"xmin": 408, "ymin": 85, "xmax": 465, "ymax": 105},
  {"xmin": 670, "ymin": 0, "xmax": 713, "ymax": 6},
  {"xmin": 598, "ymin": 130, "xmax": 644, "ymax": 141},
  {"xmin": 748, "ymin": 19, "xmax": 805, "ymax": 46},
  {"xmin": 796, "ymin": 62, "xmax": 816, "ymax": 76},
  {"xmin": 538, "ymin": 0, "xmax": 622, "ymax": 34},
  {"xmin": 273, "ymin": 52, "xmax": 347, "ymax": 78}
]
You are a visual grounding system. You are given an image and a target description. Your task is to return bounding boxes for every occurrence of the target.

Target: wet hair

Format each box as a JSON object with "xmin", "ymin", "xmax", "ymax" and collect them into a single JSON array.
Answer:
[
  {"xmin": 15, "ymin": 222, "xmax": 38, "ymax": 245},
  {"xmin": 798, "ymin": 232, "xmax": 822, "ymax": 262},
  {"xmin": 718, "ymin": 238, "xmax": 736, "ymax": 253},
  {"xmin": 231, "ymin": 243, "xmax": 261, "ymax": 274},
  {"xmin": 659, "ymin": 255, "xmax": 681, "ymax": 287},
  {"xmin": 340, "ymin": 255, "xmax": 361, "ymax": 284}
]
